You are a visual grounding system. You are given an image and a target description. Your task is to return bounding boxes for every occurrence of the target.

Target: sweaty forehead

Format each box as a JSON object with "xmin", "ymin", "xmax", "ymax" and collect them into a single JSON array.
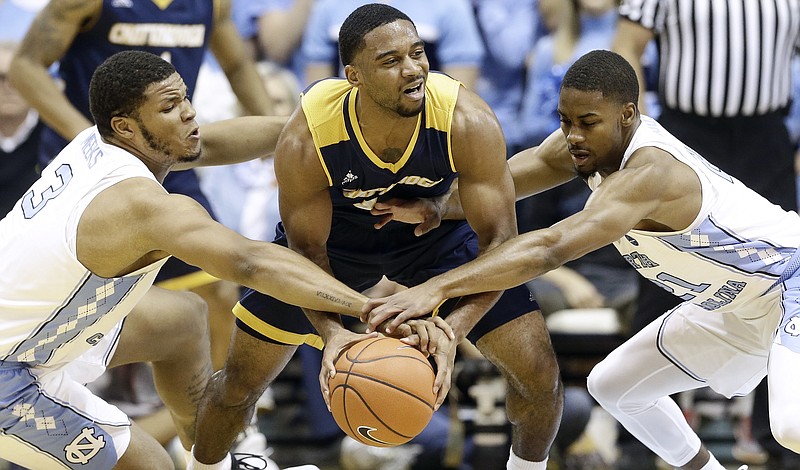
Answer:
[
  {"xmin": 145, "ymin": 72, "xmax": 186, "ymax": 98},
  {"xmin": 362, "ymin": 20, "xmax": 419, "ymax": 54},
  {"xmin": 558, "ymin": 87, "xmax": 609, "ymax": 113}
]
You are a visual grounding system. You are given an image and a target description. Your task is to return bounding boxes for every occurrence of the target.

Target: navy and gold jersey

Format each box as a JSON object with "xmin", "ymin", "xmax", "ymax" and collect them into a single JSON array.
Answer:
[
  {"xmin": 64, "ymin": 0, "xmax": 214, "ymax": 116},
  {"xmin": 41, "ymin": 0, "xmax": 216, "ymax": 163},
  {"xmin": 301, "ymin": 72, "xmax": 461, "ymax": 227},
  {"xmin": 237, "ymin": 72, "xmax": 539, "ymax": 346}
]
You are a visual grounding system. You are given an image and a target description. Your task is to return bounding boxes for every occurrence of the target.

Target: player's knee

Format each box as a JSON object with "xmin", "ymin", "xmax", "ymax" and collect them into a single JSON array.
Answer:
[
  {"xmin": 770, "ymin": 413, "xmax": 800, "ymax": 452},
  {"xmin": 170, "ymin": 291, "xmax": 210, "ymax": 346},
  {"xmin": 206, "ymin": 368, "xmax": 263, "ymax": 410},
  {"xmin": 586, "ymin": 359, "xmax": 616, "ymax": 407},
  {"xmin": 505, "ymin": 357, "xmax": 561, "ymax": 423}
]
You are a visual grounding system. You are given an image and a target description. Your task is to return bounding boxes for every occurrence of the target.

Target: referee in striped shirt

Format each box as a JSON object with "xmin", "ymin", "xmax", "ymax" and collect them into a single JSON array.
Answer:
[{"xmin": 612, "ymin": 1, "xmax": 800, "ymax": 469}]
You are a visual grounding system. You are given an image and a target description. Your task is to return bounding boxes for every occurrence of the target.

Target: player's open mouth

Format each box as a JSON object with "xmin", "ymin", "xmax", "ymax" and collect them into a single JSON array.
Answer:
[
  {"xmin": 569, "ymin": 147, "xmax": 589, "ymax": 158},
  {"xmin": 403, "ymin": 82, "xmax": 424, "ymax": 100}
]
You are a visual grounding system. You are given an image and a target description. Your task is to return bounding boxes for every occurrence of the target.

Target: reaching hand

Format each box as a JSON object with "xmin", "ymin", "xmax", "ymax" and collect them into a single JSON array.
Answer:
[
  {"xmin": 393, "ymin": 317, "xmax": 456, "ymax": 408},
  {"xmin": 319, "ymin": 329, "xmax": 378, "ymax": 410},
  {"xmin": 370, "ymin": 197, "xmax": 444, "ymax": 236},
  {"xmin": 361, "ymin": 283, "xmax": 447, "ymax": 335}
]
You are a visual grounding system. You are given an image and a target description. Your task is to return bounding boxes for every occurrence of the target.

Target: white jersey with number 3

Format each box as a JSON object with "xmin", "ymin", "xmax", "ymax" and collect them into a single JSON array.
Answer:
[{"xmin": 0, "ymin": 126, "xmax": 168, "ymax": 369}]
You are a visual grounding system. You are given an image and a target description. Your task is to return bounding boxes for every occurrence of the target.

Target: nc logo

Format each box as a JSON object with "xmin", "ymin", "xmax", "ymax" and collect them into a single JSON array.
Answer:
[{"xmin": 64, "ymin": 427, "xmax": 106, "ymax": 464}]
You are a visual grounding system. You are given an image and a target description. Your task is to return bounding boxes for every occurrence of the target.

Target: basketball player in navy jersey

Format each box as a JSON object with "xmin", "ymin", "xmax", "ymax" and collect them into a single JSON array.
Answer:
[
  {"xmin": 189, "ymin": 4, "xmax": 561, "ymax": 470},
  {"xmin": 9, "ymin": 0, "xmax": 272, "ymax": 371}
]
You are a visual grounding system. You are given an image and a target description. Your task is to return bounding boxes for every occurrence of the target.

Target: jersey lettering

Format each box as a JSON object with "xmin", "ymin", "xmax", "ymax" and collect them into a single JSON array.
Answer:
[
  {"xmin": 342, "ymin": 175, "xmax": 444, "ymax": 206},
  {"xmin": 651, "ymin": 272, "xmax": 711, "ymax": 301},
  {"xmin": 21, "ymin": 164, "xmax": 74, "ymax": 219},
  {"xmin": 108, "ymin": 23, "xmax": 205, "ymax": 47},
  {"xmin": 81, "ymin": 133, "xmax": 104, "ymax": 168},
  {"xmin": 622, "ymin": 251, "xmax": 660, "ymax": 269}
]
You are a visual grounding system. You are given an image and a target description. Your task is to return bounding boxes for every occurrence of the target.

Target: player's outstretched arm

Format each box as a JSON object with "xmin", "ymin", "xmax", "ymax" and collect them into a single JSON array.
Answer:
[
  {"xmin": 79, "ymin": 176, "xmax": 368, "ymax": 317},
  {"xmin": 171, "ymin": 115, "xmax": 289, "ymax": 170},
  {"xmin": 364, "ymin": 152, "xmax": 665, "ymax": 332}
]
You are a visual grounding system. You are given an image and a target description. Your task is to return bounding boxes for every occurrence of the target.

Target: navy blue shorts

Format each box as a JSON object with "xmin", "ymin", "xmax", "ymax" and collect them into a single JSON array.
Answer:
[{"xmin": 235, "ymin": 219, "xmax": 538, "ymax": 346}]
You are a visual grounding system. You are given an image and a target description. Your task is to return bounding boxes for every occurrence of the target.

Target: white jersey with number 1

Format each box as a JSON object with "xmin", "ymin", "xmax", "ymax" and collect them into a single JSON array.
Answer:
[{"xmin": 589, "ymin": 115, "xmax": 800, "ymax": 396}]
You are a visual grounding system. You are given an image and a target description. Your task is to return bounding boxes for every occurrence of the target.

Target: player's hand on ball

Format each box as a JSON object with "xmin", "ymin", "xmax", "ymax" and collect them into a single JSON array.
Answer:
[
  {"xmin": 319, "ymin": 329, "xmax": 378, "ymax": 411},
  {"xmin": 394, "ymin": 317, "xmax": 454, "ymax": 355},
  {"xmin": 362, "ymin": 284, "xmax": 447, "ymax": 334},
  {"xmin": 396, "ymin": 317, "xmax": 456, "ymax": 409}
]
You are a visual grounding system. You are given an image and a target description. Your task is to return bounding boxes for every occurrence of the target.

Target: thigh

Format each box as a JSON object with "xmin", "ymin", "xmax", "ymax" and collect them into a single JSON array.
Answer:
[
  {"xmin": 0, "ymin": 365, "xmax": 129, "ymax": 470},
  {"xmin": 658, "ymin": 301, "xmax": 775, "ymax": 397},
  {"xmin": 108, "ymin": 286, "xmax": 207, "ymax": 367},
  {"xmin": 589, "ymin": 314, "xmax": 706, "ymax": 402}
]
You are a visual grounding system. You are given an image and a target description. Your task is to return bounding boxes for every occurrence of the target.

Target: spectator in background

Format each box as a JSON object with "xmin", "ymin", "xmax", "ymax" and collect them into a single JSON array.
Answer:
[
  {"xmin": 195, "ymin": 61, "xmax": 300, "ymax": 244},
  {"xmin": 0, "ymin": 1, "xmax": 44, "ymax": 219},
  {"xmin": 790, "ymin": 57, "xmax": 800, "ymax": 210},
  {"xmin": 471, "ymin": 0, "xmax": 540, "ymax": 157},
  {"xmin": 301, "ymin": 0, "xmax": 485, "ymax": 90},
  {"xmin": 0, "ymin": 0, "xmax": 45, "ymax": 42},
  {"xmin": 613, "ymin": 1, "xmax": 800, "ymax": 468},
  {"xmin": 253, "ymin": 0, "xmax": 315, "ymax": 84},
  {"xmin": 0, "ymin": 41, "xmax": 40, "ymax": 216},
  {"xmin": 519, "ymin": 0, "xmax": 620, "ymax": 150}
]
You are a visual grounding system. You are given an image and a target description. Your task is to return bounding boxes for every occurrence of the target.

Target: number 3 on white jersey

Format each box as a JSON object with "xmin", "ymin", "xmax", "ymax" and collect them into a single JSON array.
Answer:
[{"xmin": 21, "ymin": 164, "xmax": 74, "ymax": 219}]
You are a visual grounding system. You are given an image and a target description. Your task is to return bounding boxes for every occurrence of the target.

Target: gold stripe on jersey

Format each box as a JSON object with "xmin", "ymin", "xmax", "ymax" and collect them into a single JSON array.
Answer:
[
  {"xmin": 301, "ymin": 73, "xmax": 462, "ymax": 183},
  {"xmin": 155, "ymin": 270, "xmax": 219, "ymax": 291},
  {"xmin": 301, "ymin": 79, "xmax": 349, "ymax": 186},
  {"xmin": 233, "ymin": 303, "xmax": 325, "ymax": 349},
  {"xmin": 423, "ymin": 73, "xmax": 460, "ymax": 173}
]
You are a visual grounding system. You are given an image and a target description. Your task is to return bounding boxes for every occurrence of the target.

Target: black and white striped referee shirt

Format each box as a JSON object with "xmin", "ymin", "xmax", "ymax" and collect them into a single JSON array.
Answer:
[{"xmin": 619, "ymin": 0, "xmax": 800, "ymax": 117}]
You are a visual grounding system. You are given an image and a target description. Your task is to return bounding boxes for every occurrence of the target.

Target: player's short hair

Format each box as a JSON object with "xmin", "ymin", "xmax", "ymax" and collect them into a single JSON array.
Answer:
[
  {"xmin": 89, "ymin": 50, "xmax": 177, "ymax": 138},
  {"xmin": 561, "ymin": 50, "xmax": 639, "ymax": 106},
  {"xmin": 339, "ymin": 3, "xmax": 415, "ymax": 66}
]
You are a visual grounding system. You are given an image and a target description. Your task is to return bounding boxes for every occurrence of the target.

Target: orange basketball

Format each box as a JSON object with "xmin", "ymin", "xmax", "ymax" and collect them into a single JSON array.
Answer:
[{"xmin": 328, "ymin": 336, "xmax": 436, "ymax": 447}]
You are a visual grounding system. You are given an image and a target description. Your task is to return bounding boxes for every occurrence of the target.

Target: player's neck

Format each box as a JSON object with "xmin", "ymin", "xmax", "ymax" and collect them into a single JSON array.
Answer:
[{"xmin": 355, "ymin": 99, "xmax": 418, "ymax": 163}]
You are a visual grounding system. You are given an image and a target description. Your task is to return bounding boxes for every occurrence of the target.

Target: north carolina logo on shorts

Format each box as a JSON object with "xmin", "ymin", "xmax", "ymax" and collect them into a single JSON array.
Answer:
[
  {"xmin": 64, "ymin": 427, "xmax": 106, "ymax": 465},
  {"xmin": 784, "ymin": 316, "xmax": 800, "ymax": 337}
]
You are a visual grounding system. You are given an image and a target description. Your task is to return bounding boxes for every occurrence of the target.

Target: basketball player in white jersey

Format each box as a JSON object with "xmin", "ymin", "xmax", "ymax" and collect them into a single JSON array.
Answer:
[
  {"xmin": 362, "ymin": 50, "xmax": 800, "ymax": 470},
  {"xmin": 0, "ymin": 50, "xmax": 372, "ymax": 470}
]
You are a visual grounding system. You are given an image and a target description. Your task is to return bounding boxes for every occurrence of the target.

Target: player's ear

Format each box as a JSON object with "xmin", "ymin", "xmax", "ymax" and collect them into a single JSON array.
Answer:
[
  {"xmin": 344, "ymin": 64, "xmax": 360, "ymax": 87},
  {"xmin": 621, "ymin": 102, "xmax": 637, "ymax": 128},
  {"xmin": 110, "ymin": 115, "xmax": 136, "ymax": 140}
]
